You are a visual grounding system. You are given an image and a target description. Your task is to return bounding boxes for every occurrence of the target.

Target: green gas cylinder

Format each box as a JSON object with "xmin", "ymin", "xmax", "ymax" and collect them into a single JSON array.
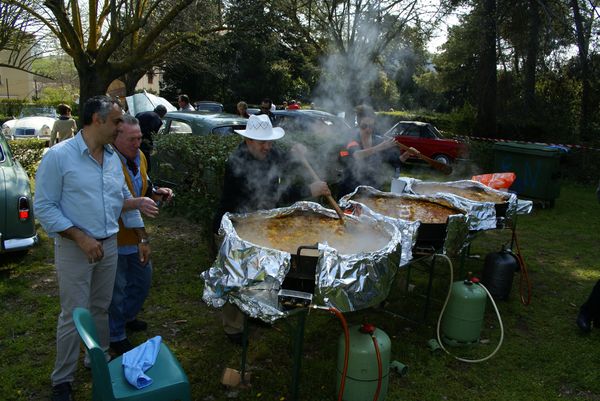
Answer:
[
  {"xmin": 441, "ymin": 277, "xmax": 487, "ymax": 346},
  {"xmin": 336, "ymin": 324, "xmax": 391, "ymax": 401}
]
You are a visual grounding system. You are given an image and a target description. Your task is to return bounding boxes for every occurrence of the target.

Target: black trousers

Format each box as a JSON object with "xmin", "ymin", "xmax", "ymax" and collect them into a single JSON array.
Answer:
[{"xmin": 581, "ymin": 279, "xmax": 600, "ymax": 320}]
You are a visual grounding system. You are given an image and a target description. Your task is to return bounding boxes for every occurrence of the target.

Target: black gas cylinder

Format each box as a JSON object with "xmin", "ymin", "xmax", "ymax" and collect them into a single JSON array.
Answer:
[{"xmin": 481, "ymin": 249, "xmax": 519, "ymax": 301}]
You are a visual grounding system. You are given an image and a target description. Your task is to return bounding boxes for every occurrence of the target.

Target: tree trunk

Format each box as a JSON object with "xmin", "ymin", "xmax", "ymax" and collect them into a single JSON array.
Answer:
[
  {"xmin": 76, "ymin": 67, "xmax": 119, "ymax": 125},
  {"xmin": 570, "ymin": 0, "xmax": 591, "ymax": 141},
  {"xmin": 523, "ymin": 0, "xmax": 540, "ymax": 116},
  {"xmin": 122, "ymin": 70, "xmax": 147, "ymax": 96},
  {"xmin": 474, "ymin": 0, "xmax": 497, "ymax": 137}
]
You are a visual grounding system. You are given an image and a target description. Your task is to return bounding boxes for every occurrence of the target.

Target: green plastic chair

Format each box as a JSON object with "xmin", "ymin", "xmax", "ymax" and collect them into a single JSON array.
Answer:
[{"xmin": 73, "ymin": 307, "xmax": 191, "ymax": 401}]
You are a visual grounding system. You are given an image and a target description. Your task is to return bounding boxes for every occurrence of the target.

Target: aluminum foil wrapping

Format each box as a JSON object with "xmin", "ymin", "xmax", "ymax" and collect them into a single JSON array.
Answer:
[
  {"xmin": 394, "ymin": 177, "xmax": 529, "ymax": 230},
  {"xmin": 201, "ymin": 201, "xmax": 405, "ymax": 322},
  {"xmin": 339, "ymin": 186, "xmax": 469, "ymax": 256},
  {"xmin": 516, "ymin": 199, "xmax": 534, "ymax": 215}
]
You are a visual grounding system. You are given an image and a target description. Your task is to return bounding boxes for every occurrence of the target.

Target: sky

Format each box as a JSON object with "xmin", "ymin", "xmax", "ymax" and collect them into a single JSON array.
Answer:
[{"xmin": 427, "ymin": 11, "xmax": 460, "ymax": 54}]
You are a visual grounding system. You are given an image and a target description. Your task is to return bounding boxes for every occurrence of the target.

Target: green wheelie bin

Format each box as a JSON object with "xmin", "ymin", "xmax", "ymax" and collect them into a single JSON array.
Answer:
[{"xmin": 493, "ymin": 142, "xmax": 562, "ymax": 207}]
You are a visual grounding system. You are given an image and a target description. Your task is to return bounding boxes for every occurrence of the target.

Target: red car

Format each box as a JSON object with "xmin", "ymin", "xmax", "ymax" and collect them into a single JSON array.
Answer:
[{"xmin": 384, "ymin": 121, "xmax": 468, "ymax": 164}]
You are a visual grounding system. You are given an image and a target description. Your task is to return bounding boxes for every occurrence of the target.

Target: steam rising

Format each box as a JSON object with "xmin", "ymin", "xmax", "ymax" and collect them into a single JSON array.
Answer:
[{"xmin": 312, "ymin": 20, "xmax": 383, "ymax": 118}]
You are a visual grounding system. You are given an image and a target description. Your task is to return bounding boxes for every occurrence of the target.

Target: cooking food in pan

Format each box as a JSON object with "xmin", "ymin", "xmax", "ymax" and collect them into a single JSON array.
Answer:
[
  {"xmin": 411, "ymin": 182, "xmax": 509, "ymax": 204},
  {"xmin": 233, "ymin": 212, "xmax": 391, "ymax": 255},
  {"xmin": 353, "ymin": 196, "xmax": 464, "ymax": 223}
]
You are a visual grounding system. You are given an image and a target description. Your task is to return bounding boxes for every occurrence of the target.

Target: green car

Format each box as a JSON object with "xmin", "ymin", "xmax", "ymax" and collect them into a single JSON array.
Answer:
[
  {"xmin": 0, "ymin": 135, "xmax": 38, "ymax": 253},
  {"xmin": 158, "ymin": 111, "xmax": 247, "ymax": 136}
]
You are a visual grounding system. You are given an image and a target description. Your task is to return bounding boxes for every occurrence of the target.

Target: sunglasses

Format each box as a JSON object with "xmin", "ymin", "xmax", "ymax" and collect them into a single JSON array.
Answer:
[{"xmin": 360, "ymin": 123, "xmax": 374, "ymax": 129}]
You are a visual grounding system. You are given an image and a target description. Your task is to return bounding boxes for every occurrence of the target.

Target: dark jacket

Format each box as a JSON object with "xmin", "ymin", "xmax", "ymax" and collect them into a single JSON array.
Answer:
[
  {"xmin": 135, "ymin": 111, "xmax": 163, "ymax": 152},
  {"xmin": 257, "ymin": 110, "xmax": 275, "ymax": 124},
  {"xmin": 213, "ymin": 142, "xmax": 311, "ymax": 233},
  {"xmin": 337, "ymin": 133, "xmax": 401, "ymax": 196}
]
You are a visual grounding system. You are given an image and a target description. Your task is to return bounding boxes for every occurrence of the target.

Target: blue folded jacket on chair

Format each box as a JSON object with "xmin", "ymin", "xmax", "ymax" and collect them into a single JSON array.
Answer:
[{"xmin": 122, "ymin": 336, "xmax": 162, "ymax": 389}]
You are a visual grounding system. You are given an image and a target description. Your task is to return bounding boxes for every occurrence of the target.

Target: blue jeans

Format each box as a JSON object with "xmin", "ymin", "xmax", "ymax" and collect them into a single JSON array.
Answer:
[{"xmin": 108, "ymin": 253, "xmax": 152, "ymax": 342}]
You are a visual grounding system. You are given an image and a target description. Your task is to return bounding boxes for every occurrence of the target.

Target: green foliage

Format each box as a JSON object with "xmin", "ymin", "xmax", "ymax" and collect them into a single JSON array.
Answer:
[
  {"xmin": 446, "ymin": 102, "xmax": 477, "ymax": 136},
  {"xmin": 0, "ymin": 99, "xmax": 27, "ymax": 118},
  {"xmin": 466, "ymin": 140, "xmax": 495, "ymax": 173},
  {"xmin": 371, "ymin": 70, "xmax": 400, "ymax": 111},
  {"xmin": 37, "ymin": 85, "xmax": 78, "ymax": 105},
  {"xmin": 560, "ymin": 149, "xmax": 600, "ymax": 184},
  {"xmin": 7, "ymin": 139, "xmax": 46, "ymax": 176},
  {"xmin": 151, "ymin": 133, "xmax": 241, "ymax": 229}
]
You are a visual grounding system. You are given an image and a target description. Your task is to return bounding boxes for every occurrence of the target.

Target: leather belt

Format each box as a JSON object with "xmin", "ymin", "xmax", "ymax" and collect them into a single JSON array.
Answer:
[{"xmin": 95, "ymin": 236, "xmax": 111, "ymax": 241}]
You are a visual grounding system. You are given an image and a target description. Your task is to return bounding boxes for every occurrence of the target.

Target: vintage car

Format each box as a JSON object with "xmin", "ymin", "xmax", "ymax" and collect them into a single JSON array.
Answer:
[
  {"xmin": 125, "ymin": 91, "xmax": 176, "ymax": 116},
  {"xmin": 159, "ymin": 111, "xmax": 247, "ymax": 136},
  {"xmin": 0, "ymin": 134, "xmax": 37, "ymax": 253},
  {"xmin": 2, "ymin": 106, "xmax": 57, "ymax": 142},
  {"xmin": 193, "ymin": 101, "xmax": 224, "ymax": 113},
  {"xmin": 384, "ymin": 120, "xmax": 469, "ymax": 164},
  {"xmin": 272, "ymin": 109, "xmax": 353, "ymax": 142}
]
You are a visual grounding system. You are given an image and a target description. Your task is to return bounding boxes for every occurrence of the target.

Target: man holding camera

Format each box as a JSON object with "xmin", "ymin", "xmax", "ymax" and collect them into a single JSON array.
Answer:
[{"xmin": 108, "ymin": 114, "xmax": 174, "ymax": 355}]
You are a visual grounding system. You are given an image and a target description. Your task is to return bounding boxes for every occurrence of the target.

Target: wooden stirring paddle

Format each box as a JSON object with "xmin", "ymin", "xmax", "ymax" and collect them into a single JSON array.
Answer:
[
  {"xmin": 393, "ymin": 138, "xmax": 453, "ymax": 175},
  {"xmin": 297, "ymin": 155, "xmax": 345, "ymax": 223}
]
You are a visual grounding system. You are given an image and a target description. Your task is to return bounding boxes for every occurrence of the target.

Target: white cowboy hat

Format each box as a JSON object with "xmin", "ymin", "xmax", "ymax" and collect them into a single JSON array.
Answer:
[{"xmin": 234, "ymin": 114, "xmax": 284, "ymax": 140}]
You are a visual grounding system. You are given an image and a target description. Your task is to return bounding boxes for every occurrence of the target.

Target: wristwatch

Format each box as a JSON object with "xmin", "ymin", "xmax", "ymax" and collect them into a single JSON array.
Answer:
[{"xmin": 139, "ymin": 238, "xmax": 150, "ymax": 245}]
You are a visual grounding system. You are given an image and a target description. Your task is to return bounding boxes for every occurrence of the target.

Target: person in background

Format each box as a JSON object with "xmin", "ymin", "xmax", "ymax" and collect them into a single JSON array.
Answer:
[
  {"xmin": 337, "ymin": 104, "xmax": 419, "ymax": 197},
  {"xmin": 50, "ymin": 104, "xmax": 77, "ymax": 147},
  {"xmin": 257, "ymin": 98, "xmax": 275, "ymax": 123},
  {"xmin": 578, "ymin": 281, "xmax": 600, "ymax": 333},
  {"xmin": 35, "ymin": 96, "xmax": 158, "ymax": 401},
  {"xmin": 213, "ymin": 114, "xmax": 331, "ymax": 344},
  {"xmin": 135, "ymin": 104, "xmax": 167, "ymax": 171},
  {"xmin": 177, "ymin": 94, "xmax": 195, "ymax": 111},
  {"xmin": 236, "ymin": 101, "xmax": 250, "ymax": 118},
  {"xmin": 108, "ymin": 115, "xmax": 174, "ymax": 356},
  {"xmin": 576, "ymin": 179, "xmax": 600, "ymax": 333},
  {"xmin": 281, "ymin": 100, "xmax": 288, "ymax": 110}
]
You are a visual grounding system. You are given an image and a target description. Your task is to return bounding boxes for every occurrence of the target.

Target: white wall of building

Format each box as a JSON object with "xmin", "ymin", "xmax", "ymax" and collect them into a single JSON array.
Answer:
[{"xmin": 0, "ymin": 51, "xmax": 36, "ymax": 99}]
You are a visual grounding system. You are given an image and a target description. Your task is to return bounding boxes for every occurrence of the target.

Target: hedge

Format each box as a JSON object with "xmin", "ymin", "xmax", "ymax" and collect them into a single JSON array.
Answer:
[
  {"xmin": 150, "ymin": 133, "xmax": 241, "ymax": 229},
  {"xmin": 7, "ymin": 138, "xmax": 46, "ymax": 177},
  {"xmin": 11, "ymin": 132, "xmax": 597, "ymax": 233},
  {"xmin": 150, "ymin": 130, "xmax": 347, "ymax": 231}
]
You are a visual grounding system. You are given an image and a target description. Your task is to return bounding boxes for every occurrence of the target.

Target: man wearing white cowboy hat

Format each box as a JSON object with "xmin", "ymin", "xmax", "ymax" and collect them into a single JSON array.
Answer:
[{"xmin": 213, "ymin": 113, "xmax": 331, "ymax": 344}]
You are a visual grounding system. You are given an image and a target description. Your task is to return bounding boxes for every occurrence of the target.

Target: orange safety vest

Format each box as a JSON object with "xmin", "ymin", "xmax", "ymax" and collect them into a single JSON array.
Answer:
[{"xmin": 339, "ymin": 140, "xmax": 360, "ymax": 158}]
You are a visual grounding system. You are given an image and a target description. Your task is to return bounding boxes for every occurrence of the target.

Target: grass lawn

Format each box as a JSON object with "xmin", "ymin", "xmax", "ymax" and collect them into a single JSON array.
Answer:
[{"xmin": 1, "ymin": 179, "xmax": 599, "ymax": 401}]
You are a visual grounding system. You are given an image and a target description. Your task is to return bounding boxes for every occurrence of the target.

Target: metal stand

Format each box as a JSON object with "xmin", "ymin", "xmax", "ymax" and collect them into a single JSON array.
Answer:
[
  {"xmin": 286, "ymin": 309, "xmax": 308, "ymax": 401},
  {"xmin": 238, "ymin": 309, "xmax": 308, "ymax": 401},
  {"xmin": 403, "ymin": 249, "xmax": 443, "ymax": 321},
  {"xmin": 457, "ymin": 213, "xmax": 519, "ymax": 278},
  {"xmin": 239, "ymin": 315, "xmax": 250, "ymax": 384}
]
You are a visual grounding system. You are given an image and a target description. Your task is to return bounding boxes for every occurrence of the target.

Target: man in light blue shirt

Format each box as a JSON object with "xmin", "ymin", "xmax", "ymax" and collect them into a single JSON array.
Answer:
[{"xmin": 35, "ymin": 96, "xmax": 159, "ymax": 401}]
